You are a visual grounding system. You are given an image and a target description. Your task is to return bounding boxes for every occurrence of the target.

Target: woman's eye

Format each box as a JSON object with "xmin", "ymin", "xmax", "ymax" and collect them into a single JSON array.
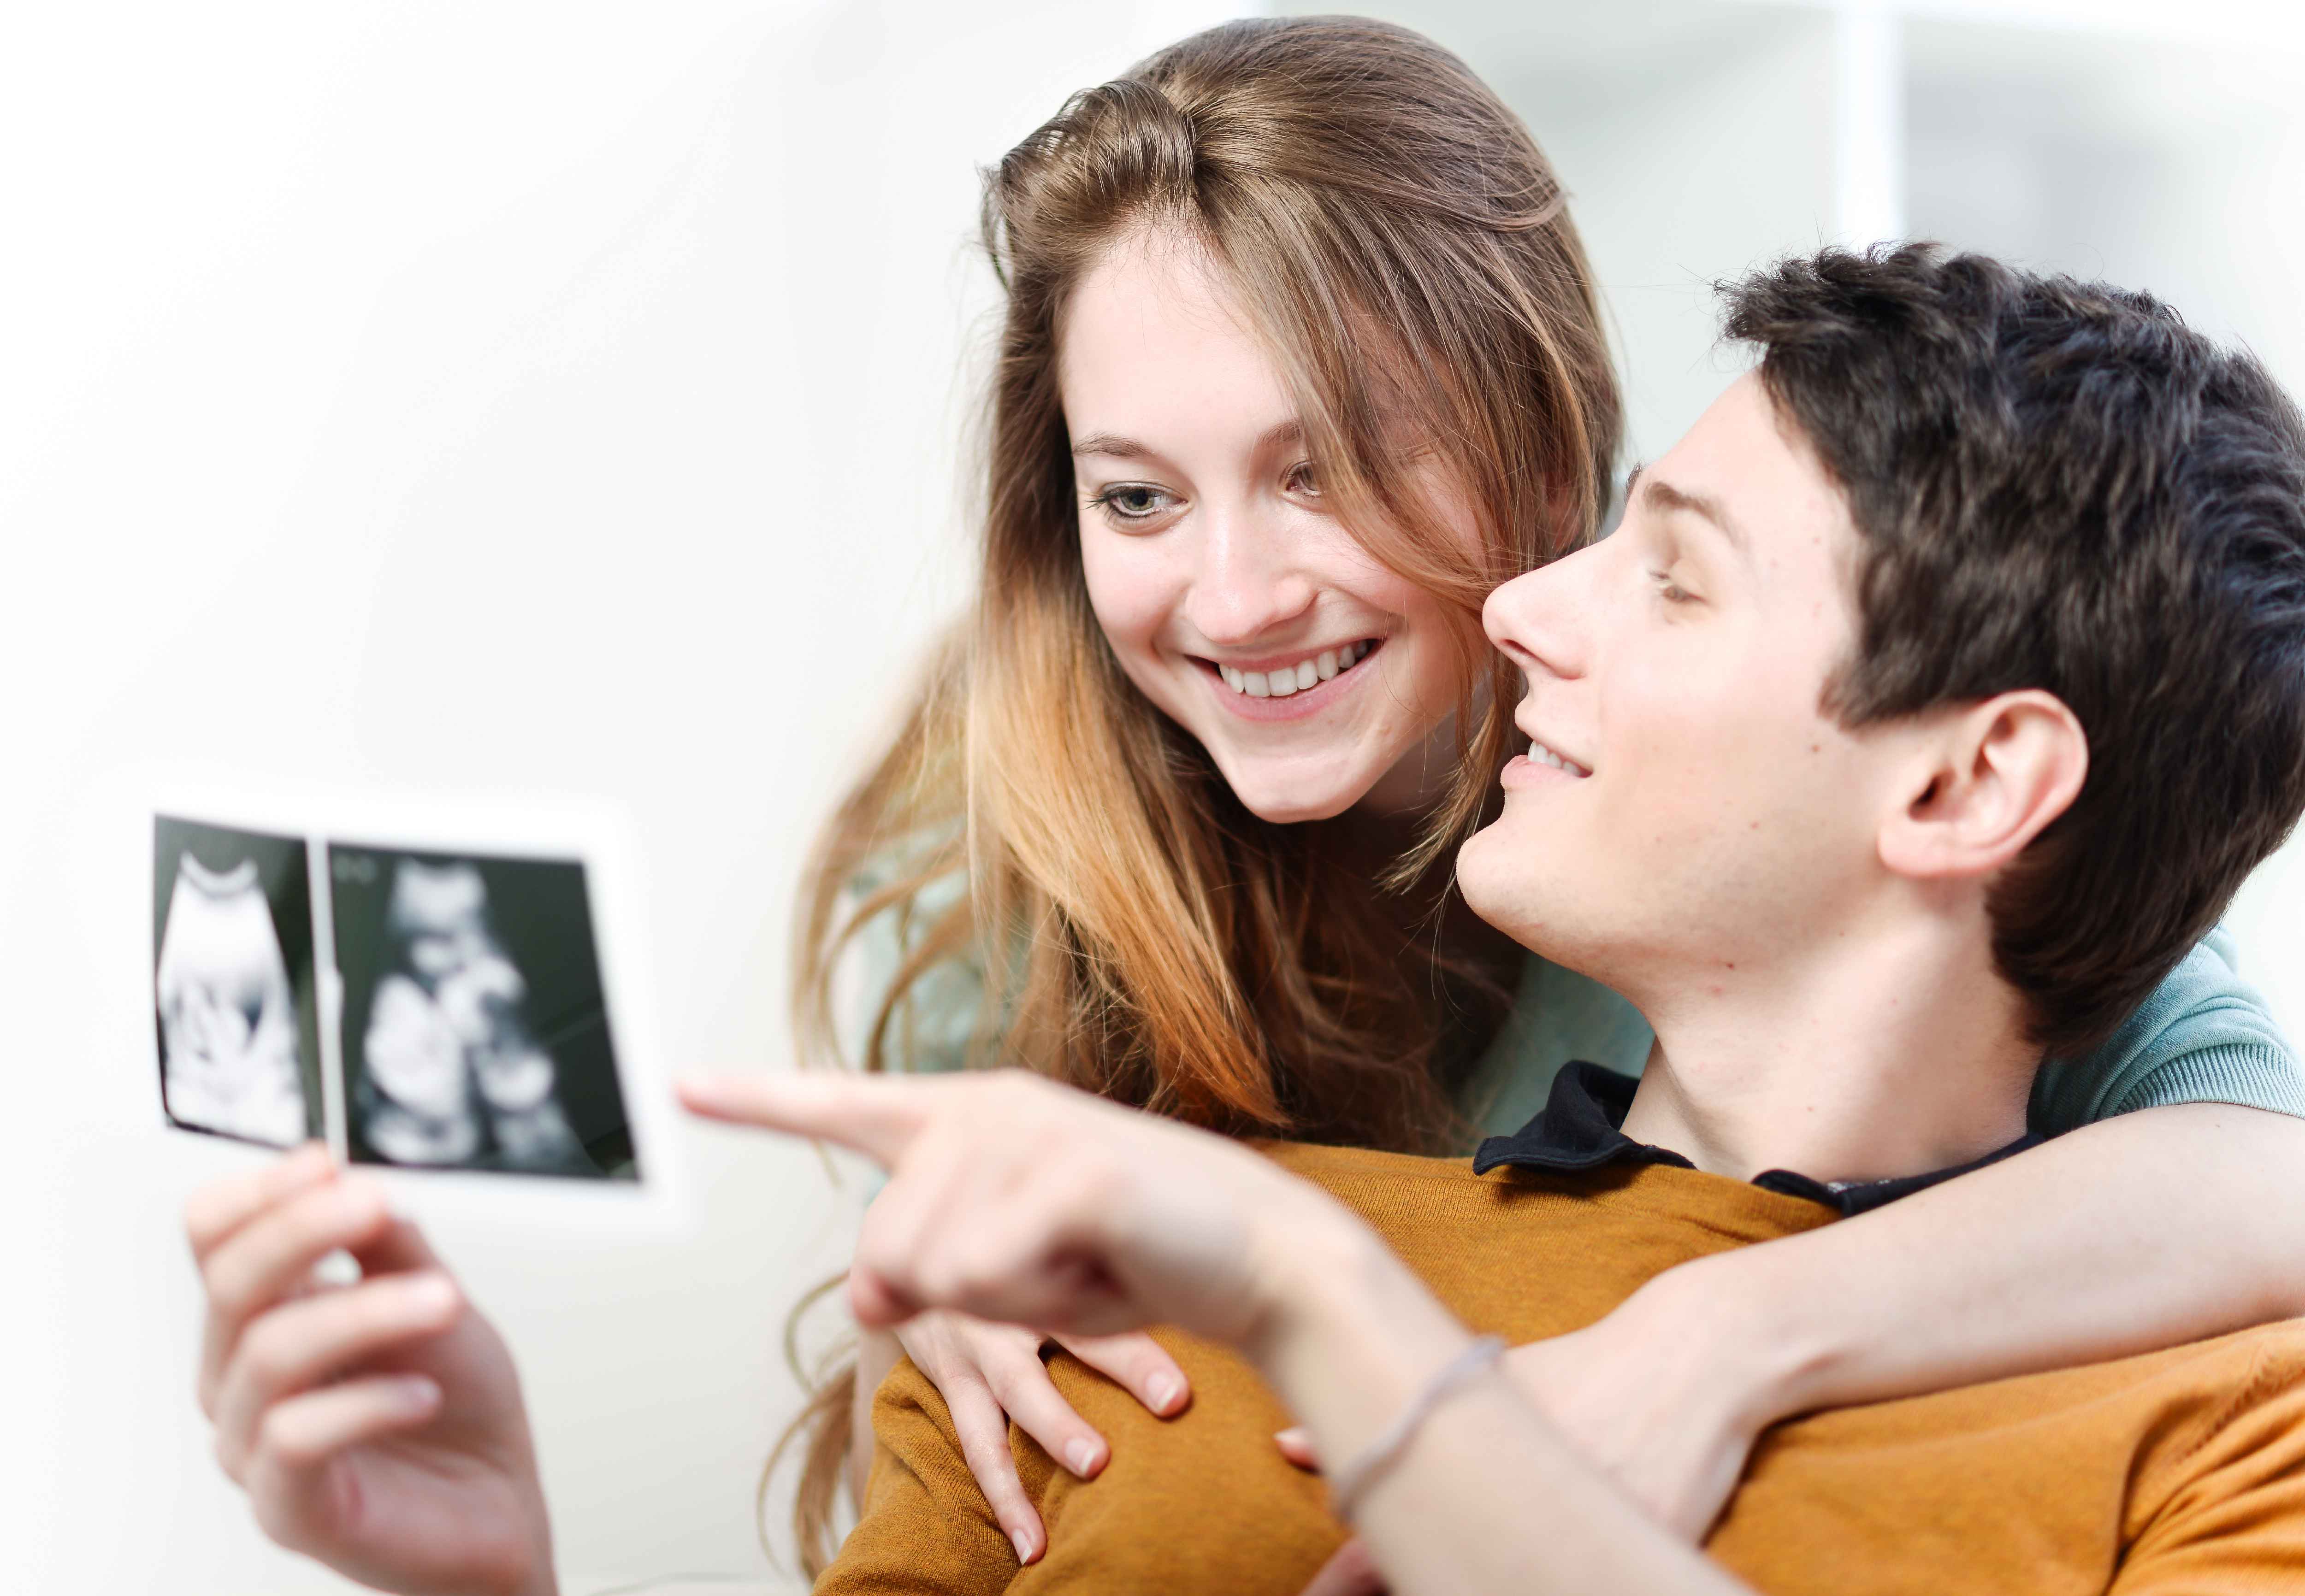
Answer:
[
  {"xmin": 1649, "ymin": 568, "xmax": 1696, "ymax": 605},
  {"xmin": 1284, "ymin": 460, "xmax": 1322, "ymax": 499},
  {"xmin": 1093, "ymin": 484, "xmax": 1175, "ymax": 523}
]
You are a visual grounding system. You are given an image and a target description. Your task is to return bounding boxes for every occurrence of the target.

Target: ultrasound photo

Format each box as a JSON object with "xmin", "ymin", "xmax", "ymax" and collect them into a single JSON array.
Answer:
[
  {"xmin": 329, "ymin": 843, "xmax": 637, "ymax": 1180},
  {"xmin": 153, "ymin": 816, "xmax": 324, "ymax": 1148}
]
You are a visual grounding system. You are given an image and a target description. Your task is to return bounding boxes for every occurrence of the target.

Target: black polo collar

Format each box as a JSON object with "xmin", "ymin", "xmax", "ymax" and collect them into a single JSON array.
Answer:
[{"xmin": 1472, "ymin": 1061, "xmax": 2042, "ymax": 1219}]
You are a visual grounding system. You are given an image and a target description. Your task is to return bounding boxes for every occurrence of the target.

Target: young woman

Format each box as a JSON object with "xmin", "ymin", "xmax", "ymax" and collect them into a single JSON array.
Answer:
[{"xmin": 181, "ymin": 18, "xmax": 2305, "ymax": 1596}]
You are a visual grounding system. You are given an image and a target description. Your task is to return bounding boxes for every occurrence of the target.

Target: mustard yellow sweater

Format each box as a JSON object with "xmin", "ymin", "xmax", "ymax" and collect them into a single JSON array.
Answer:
[{"xmin": 820, "ymin": 1142, "xmax": 2305, "ymax": 1594}]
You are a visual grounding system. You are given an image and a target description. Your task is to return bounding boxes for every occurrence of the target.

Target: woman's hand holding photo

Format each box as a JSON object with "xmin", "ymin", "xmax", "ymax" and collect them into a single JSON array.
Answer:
[{"xmin": 185, "ymin": 1143, "xmax": 556, "ymax": 1596}]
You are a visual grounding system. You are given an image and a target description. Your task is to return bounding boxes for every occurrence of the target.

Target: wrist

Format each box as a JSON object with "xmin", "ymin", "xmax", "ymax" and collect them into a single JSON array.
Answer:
[
  {"xmin": 1236, "ymin": 1191, "xmax": 1420, "ymax": 1363},
  {"xmin": 510, "ymin": 1476, "xmax": 559, "ymax": 1596},
  {"xmin": 1636, "ymin": 1247, "xmax": 1842, "ymax": 1436},
  {"xmin": 1234, "ymin": 1196, "xmax": 1475, "ymax": 1461}
]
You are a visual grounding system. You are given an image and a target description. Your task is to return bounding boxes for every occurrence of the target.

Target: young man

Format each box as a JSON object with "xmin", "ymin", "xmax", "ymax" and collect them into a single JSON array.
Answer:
[{"xmin": 685, "ymin": 246, "xmax": 2305, "ymax": 1595}]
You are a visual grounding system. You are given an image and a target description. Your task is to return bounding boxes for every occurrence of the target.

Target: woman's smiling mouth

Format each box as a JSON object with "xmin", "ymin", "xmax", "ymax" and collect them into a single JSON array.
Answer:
[
  {"xmin": 1190, "ymin": 638, "xmax": 1386, "ymax": 722},
  {"xmin": 1201, "ymin": 638, "xmax": 1381, "ymax": 699}
]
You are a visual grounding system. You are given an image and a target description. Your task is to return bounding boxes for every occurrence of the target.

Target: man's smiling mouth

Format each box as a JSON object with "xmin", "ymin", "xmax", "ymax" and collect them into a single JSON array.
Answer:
[{"xmin": 1526, "ymin": 738, "xmax": 1591, "ymax": 777}]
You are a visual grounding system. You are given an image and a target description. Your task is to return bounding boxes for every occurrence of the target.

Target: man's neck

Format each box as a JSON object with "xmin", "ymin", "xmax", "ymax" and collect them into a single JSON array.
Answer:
[{"xmin": 1612, "ymin": 911, "xmax": 2039, "ymax": 1184}]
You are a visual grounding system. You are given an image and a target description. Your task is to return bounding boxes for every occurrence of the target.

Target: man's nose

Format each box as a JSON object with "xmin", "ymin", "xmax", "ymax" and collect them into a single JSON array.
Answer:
[
  {"xmin": 1483, "ymin": 545, "xmax": 1592, "ymax": 681},
  {"xmin": 1184, "ymin": 507, "xmax": 1318, "ymax": 645}
]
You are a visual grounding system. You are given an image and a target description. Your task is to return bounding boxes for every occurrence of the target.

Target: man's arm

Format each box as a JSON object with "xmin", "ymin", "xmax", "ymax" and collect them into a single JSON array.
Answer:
[
  {"xmin": 687, "ymin": 1069, "xmax": 1754, "ymax": 1596},
  {"xmin": 1246, "ymin": 1216, "xmax": 1754, "ymax": 1596},
  {"xmin": 2105, "ymin": 1338, "xmax": 2305, "ymax": 1594}
]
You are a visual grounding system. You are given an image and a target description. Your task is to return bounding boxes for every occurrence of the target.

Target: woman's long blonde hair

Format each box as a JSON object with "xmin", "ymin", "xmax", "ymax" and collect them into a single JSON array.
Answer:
[{"xmin": 779, "ymin": 16, "xmax": 1620, "ymax": 1570}]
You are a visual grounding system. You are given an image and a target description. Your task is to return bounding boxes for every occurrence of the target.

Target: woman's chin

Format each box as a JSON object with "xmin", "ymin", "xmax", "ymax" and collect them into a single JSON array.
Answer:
[{"xmin": 1226, "ymin": 777, "xmax": 1367, "ymax": 826}]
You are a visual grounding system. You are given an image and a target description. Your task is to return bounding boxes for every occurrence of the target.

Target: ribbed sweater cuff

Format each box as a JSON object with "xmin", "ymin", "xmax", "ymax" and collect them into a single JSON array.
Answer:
[{"xmin": 2112, "ymin": 1042, "xmax": 2305, "ymax": 1120}]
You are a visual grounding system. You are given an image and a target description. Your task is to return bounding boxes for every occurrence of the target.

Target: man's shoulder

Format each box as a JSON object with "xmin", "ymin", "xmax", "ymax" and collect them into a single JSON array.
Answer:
[
  {"xmin": 1251, "ymin": 1139, "xmax": 1476, "ymax": 1184},
  {"xmin": 1715, "ymin": 1321, "xmax": 2305, "ymax": 1594}
]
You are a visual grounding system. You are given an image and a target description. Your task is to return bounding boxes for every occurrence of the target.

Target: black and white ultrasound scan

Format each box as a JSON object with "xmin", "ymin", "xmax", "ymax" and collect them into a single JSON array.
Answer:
[
  {"xmin": 152, "ymin": 816, "xmax": 324, "ymax": 1148},
  {"xmin": 328, "ymin": 843, "xmax": 638, "ymax": 1181}
]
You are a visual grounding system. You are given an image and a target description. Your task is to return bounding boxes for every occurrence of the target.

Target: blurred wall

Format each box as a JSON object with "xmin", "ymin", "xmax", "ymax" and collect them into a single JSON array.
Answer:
[
  {"xmin": 7, "ymin": 2, "xmax": 2303, "ymax": 1592},
  {"xmin": 4, "ymin": 5, "xmax": 1233, "ymax": 1591}
]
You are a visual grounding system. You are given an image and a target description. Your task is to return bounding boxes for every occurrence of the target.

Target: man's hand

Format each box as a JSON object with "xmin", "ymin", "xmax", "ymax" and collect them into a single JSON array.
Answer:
[{"xmin": 680, "ymin": 1069, "xmax": 1347, "ymax": 1349}]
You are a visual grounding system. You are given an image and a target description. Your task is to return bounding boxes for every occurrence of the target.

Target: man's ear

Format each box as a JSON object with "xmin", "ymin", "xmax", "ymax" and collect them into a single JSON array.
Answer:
[{"xmin": 1877, "ymin": 690, "xmax": 2088, "ymax": 881}]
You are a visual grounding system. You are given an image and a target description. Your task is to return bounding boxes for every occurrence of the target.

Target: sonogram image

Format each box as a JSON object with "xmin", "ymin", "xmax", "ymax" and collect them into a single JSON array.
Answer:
[
  {"xmin": 153, "ymin": 817, "xmax": 323, "ymax": 1147},
  {"xmin": 329, "ymin": 843, "xmax": 636, "ymax": 1179}
]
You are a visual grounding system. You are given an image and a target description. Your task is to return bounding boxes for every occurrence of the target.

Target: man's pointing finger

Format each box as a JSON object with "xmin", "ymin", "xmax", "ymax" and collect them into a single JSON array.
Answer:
[{"xmin": 677, "ymin": 1072, "xmax": 932, "ymax": 1166}]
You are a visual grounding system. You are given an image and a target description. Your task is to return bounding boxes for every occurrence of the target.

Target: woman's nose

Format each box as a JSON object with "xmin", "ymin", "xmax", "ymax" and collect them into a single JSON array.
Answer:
[{"xmin": 1184, "ymin": 509, "xmax": 1318, "ymax": 645}]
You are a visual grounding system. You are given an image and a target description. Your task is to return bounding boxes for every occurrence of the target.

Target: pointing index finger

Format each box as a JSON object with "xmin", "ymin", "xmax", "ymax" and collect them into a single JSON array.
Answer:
[{"xmin": 676, "ymin": 1071, "xmax": 932, "ymax": 1166}]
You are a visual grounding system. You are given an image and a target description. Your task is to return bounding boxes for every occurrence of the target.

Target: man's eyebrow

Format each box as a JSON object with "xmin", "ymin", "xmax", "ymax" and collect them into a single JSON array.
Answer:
[{"xmin": 1636, "ymin": 468, "xmax": 1749, "ymax": 556}]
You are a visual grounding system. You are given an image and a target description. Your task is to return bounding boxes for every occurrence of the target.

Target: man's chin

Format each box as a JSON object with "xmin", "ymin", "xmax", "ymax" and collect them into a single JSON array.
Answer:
[{"xmin": 1455, "ymin": 821, "xmax": 1555, "ymax": 952}]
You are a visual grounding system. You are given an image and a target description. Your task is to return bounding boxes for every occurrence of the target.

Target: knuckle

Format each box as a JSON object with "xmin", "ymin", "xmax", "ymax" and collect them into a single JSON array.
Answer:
[
  {"xmin": 211, "ymin": 1425, "xmax": 246, "ymax": 1485},
  {"xmin": 255, "ymin": 1403, "xmax": 310, "ymax": 1466},
  {"xmin": 182, "ymin": 1191, "xmax": 219, "ymax": 1252},
  {"xmin": 954, "ymin": 1418, "xmax": 1017, "ymax": 1483},
  {"xmin": 204, "ymin": 1261, "xmax": 255, "ymax": 1326},
  {"xmin": 238, "ymin": 1317, "xmax": 301, "ymax": 1392},
  {"xmin": 975, "ymin": 1354, "xmax": 1037, "ymax": 1407}
]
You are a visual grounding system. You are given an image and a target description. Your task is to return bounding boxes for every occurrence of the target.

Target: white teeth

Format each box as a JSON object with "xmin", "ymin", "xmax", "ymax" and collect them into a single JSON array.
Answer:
[
  {"xmin": 1528, "ymin": 739, "xmax": 1590, "ymax": 777},
  {"xmin": 1215, "ymin": 640, "xmax": 1376, "ymax": 697}
]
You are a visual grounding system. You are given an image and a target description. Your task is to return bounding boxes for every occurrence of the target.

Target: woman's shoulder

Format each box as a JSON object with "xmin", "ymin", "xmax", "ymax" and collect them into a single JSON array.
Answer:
[
  {"xmin": 1454, "ymin": 954, "xmax": 1654, "ymax": 1142},
  {"xmin": 2031, "ymin": 927, "xmax": 2305, "ymax": 1133},
  {"xmin": 846, "ymin": 835, "xmax": 984, "ymax": 1077}
]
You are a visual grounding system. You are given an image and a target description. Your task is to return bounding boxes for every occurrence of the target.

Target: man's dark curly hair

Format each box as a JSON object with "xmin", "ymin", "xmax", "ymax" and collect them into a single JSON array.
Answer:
[{"xmin": 1724, "ymin": 244, "xmax": 2305, "ymax": 1055}]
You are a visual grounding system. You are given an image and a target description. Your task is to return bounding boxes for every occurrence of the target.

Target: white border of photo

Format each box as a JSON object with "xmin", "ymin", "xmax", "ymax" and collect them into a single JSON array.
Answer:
[{"xmin": 134, "ymin": 770, "xmax": 694, "ymax": 1240}]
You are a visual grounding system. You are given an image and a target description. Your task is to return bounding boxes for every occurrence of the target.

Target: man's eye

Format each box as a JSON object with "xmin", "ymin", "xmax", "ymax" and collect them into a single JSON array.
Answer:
[
  {"xmin": 1093, "ymin": 484, "xmax": 1174, "ymax": 522},
  {"xmin": 1649, "ymin": 568, "xmax": 1696, "ymax": 604}
]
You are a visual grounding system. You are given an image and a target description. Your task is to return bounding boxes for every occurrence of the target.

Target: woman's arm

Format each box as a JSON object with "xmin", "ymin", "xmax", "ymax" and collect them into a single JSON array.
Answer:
[{"xmin": 1507, "ymin": 1102, "xmax": 2305, "ymax": 1537}]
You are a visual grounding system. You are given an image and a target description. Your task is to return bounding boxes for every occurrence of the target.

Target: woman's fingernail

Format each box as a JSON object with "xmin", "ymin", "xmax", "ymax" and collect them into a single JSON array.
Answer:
[
  {"xmin": 1148, "ymin": 1377, "xmax": 1182, "ymax": 1413},
  {"xmin": 391, "ymin": 1374, "xmax": 441, "ymax": 1412},
  {"xmin": 1011, "ymin": 1530, "xmax": 1034, "ymax": 1564},
  {"xmin": 1065, "ymin": 1439, "xmax": 1100, "ymax": 1477}
]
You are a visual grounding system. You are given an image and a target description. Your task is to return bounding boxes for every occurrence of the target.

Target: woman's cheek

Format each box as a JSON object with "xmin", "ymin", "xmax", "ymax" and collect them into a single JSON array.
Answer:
[{"xmin": 1081, "ymin": 542, "xmax": 1182, "ymax": 669}]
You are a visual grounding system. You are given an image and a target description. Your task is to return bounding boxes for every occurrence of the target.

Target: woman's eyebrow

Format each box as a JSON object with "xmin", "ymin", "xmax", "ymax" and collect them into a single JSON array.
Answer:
[
  {"xmin": 1071, "ymin": 418, "xmax": 1305, "ymax": 461},
  {"xmin": 1072, "ymin": 433, "xmax": 1155, "ymax": 459}
]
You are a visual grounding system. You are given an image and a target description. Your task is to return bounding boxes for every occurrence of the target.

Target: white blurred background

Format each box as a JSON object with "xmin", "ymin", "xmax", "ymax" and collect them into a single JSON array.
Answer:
[{"xmin": 6, "ymin": 1, "xmax": 2301, "ymax": 1590}]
